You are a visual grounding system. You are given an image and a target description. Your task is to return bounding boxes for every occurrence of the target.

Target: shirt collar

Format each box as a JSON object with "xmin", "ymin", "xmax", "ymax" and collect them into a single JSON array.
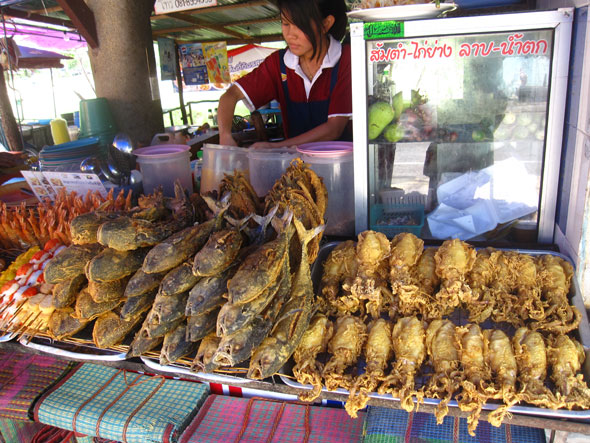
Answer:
[
  {"xmin": 283, "ymin": 34, "xmax": 342, "ymax": 71},
  {"xmin": 283, "ymin": 35, "xmax": 341, "ymax": 98}
]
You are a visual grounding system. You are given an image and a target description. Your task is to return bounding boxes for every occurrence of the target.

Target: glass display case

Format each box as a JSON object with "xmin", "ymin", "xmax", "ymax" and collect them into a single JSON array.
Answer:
[{"xmin": 351, "ymin": 8, "xmax": 573, "ymax": 243}]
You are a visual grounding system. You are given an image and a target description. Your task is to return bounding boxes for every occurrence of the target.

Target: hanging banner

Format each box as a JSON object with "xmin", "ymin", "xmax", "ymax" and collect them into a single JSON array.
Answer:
[
  {"xmin": 179, "ymin": 42, "xmax": 208, "ymax": 86},
  {"xmin": 157, "ymin": 37, "xmax": 176, "ymax": 81},
  {"xmin": 173, "ymin": 44, "xmax": 275, "ymax": 92},
  {"xmin": 202, "ymin": 41, "xmax": 231, "ymax": 86},
  {"xmin": 154, "ymin": 0, "xmax": 217, "ymax": 15},
  {"xmin": 227, "ymin": 44, "xmax": 276, "ymax": 82}
]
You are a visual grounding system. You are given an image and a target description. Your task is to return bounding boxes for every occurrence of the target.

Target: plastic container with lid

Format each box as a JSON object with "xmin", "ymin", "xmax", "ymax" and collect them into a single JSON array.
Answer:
[
  {"xmin": 297, "ymin": 142, "xmax": 354, "ymax": 237},
  {"xmin": 200, "ymin": 144, "xmax": 250, "ymax": 195},
  {"xmin": 247, "ymin": 147, "xmax": 299, "ymax": 197},
  {"xmin": 134, "ymin": 144, "xmax": 192, "ymax": 197},
  {"xmin": 50, "ymin": 118, "xmax": 71, "ymax": 145}
]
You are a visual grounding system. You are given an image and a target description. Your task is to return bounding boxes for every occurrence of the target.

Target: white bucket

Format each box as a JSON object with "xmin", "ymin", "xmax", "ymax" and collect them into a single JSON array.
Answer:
[{"xmin": 134, "ymin": 145, "xmax": 192, "ymax": 196}]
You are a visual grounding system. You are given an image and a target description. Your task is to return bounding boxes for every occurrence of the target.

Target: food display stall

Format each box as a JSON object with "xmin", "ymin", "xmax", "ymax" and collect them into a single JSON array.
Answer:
[
  {"xmin": 1, "ymin": 1, "xmax": 590, "ymax": 441},
  {"xmin": 350, "ymin": 8, "xmax": 572, "ymax": 244}
]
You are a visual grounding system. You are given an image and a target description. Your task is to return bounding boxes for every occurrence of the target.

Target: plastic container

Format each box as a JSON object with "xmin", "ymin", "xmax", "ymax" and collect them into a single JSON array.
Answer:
[
  {"xmin": 79, "ymin": 98, "xmax": 117, "ymax": 138},
  {"xmin": 298, "ymin": 142, "xmax": 354, "ymax": 237},
  {"xmin": 370, "ymin": 204, "xmax": 425, "ymax": 238},
  {"xmin": 68, "ymin": 126, "xmax": 80, "ymax": 141},
  {"xmin": 134, "ymin": 145, "xmax": 192, "ymax": 197},
  {"xmin": 200, "ymin": 144, "xmax": 249, "ymax": 195},
  {"xmin": 247, "ymin": 147, "xmax": 299, "ymax": 197},
  {"xmin": 50, "ymin": 118, "xmax": 71, "ymax": 145}
]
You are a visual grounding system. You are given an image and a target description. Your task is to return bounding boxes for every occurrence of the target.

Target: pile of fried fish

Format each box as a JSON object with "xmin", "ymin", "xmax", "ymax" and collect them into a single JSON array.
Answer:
[{"xmin": 39, "ymin": 159, "xmax": 328, "ymax": 381}]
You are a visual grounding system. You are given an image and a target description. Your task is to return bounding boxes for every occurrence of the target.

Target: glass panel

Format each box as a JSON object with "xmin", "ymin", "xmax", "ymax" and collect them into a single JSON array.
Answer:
[{"xmin": 365, "ymin": 29, "xmax": 553, "ymax": 242}]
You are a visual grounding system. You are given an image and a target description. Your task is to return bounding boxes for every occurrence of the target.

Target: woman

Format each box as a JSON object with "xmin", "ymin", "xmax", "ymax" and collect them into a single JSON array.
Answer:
[{"xmin": 218, "ymin": 0, "xmax": 351, "ymax": 148}]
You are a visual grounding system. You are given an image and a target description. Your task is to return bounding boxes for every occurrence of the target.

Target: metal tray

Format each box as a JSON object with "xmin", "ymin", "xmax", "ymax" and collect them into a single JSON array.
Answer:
[
  {"xmin": 18, "ymin": 322, "xmax": 128, "ymax": 361},
  {"xmin": 0, "ymin": 334, "xmax": 14, "ymax": 343},
  {"xmin": 140, "ymin": 355, "xmax": 254, "ymax": 385},
  {"xmin": 279, "ymin": 242, "xmax": 590, "ymax": 419},
  {"xmin": 20, "ymin": 337, "xmax": 127, "ymax": 361}
]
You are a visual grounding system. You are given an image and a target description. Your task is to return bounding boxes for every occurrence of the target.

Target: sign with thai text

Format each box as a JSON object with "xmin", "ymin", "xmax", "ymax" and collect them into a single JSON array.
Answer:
[
  {"xmin": 368, "ymin": 32, "xmax": 550, "ymax": 63},
  {"xmin": 364, "ymin": 21, "xmax": 404, "ymax": 40},
  {"xmin": 154, "ymin": 0, "xmax": 217, "ymax": 15}
]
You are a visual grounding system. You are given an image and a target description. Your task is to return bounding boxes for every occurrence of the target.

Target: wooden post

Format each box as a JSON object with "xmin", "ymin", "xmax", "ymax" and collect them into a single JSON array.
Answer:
[
  {"xmin": 175, "ymin": 43, "xmax": 188, "ymax": 126},
  {"xmin": 0, "ymin": 65, "xmax": 23, "ymax": 151},
  {"xmin": 86, "ymin": 0, "xmax": 164, "ymax": 147}
]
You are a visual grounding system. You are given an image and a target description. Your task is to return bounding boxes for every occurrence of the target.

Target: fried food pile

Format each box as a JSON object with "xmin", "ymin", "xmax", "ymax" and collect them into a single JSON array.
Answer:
[
  {"xmin": 0, "ymin": 161, "xmax": 328, "ymax": 386},
  {"xmin": 0, "ymin": 183, "xmax": 196, "ymax": 346},
  {"xmin": 0, "ymin": 188, "xmax": 132, "ymax": 250},
  {"xmin": 291, "ymin": 231, "xmax": 589, "ymax": 434}
]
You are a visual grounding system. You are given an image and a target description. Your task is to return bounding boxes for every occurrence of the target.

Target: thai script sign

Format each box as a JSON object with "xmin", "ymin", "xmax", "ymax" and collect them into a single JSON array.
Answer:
[
  {"xmin": 369, "ymin": 32, "xmax": 549, "ymax": 62},
  {"xmin": 364, "ymin": 21, "xmax": 404, "ymax": 40}
]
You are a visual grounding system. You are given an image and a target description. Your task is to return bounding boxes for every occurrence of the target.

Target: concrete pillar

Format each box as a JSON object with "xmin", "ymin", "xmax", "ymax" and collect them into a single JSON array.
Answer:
[{"xmin": 86, "ymin": 0, "xmax": 163, "ymax": 146}]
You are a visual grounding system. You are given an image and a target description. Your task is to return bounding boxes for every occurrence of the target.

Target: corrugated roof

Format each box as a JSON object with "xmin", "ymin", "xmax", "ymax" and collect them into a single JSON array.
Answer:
[{"xmin": 0, "ymin": 0, "xmax": 282, "ymax": 45}]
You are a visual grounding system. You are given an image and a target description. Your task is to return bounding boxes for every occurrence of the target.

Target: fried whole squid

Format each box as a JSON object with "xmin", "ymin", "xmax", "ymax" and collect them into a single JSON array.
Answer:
[
  {"xmin": 466, "ymin": 248, "xmax": 498, "ymax": 323},
  {"xmin": 292, "ymin": 313, "xmax": 333, "ymax": 402},
  {"xmin": 411, "ymin": 248, "xmax": 440, "ymax": 320},
  {"xmin": 379, "ymin": 316, "xmax": 426, "ymax": 412},
  {"xmin": 321, "ymin": 315, "xmax": 367, "ymax": 392},
  {"xmin": 455, "ymin": 324, "xmax": 494, "ymax": 436},
  {"xmin": 434, "ymin": 239, "xmax": 476, "ymax": 315},
  {"xmin": 512, "ymin": 327, "xmax": 561, "ymax": 409},
  {"xmin": 546, "ymin": 333, "xmax": 590, "ymax": 409},
  {"xmin": 484, "ymin": 329, "xmax": 520, "ymax": 428},
  {"xmin": 350, "ymin": 230, "xmax": 391, "ymax": 318},
  {"xmin": 424, "ymin": 319, "xmax": 462, "ymax": 423},
  {"xmin": 319, "ymin": 241, "xmax": 358, "ymax": 315},
  {"xmin": 346, "ymin": 318, "xmax": 392, "ymax": 418},
  {"xmin": 389, "ymin": 233, "xmax": 424, "ymax": 317},
  {"xmin": 532, "ymin": 255, "xmax": 581, "ymax": 334}
]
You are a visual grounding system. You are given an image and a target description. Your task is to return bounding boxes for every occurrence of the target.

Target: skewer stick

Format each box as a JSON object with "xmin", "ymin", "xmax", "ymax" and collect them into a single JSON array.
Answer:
[
  {"xmin": 21, "ymin": 313, "xmax": 42, "ymax": 343},
  {"xmin": 0, "ymin": 301, "xmax": 26, "ymax": 331},
  {"xmin": 0, "ymin": 300, "xmax": 16, "ymax": 317},
  {"xmin": 24, "ymin": 328, "xmax": 39, "ymax": 345},
  {"xmin": 9, "ymin": 300, "xmax": 27, "ymax": 319},
  {"xmin": 9, "ymin": 311, "xmax": 35, "ymax": 337}
]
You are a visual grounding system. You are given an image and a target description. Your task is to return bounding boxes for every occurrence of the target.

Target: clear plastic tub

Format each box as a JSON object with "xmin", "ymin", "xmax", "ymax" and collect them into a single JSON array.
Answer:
[
  {"xmin": 298, "ymin": 142, "xmax": 354, "ymax": 237},
  {"xmin": 247, "ymin": 148, "xmax": 299, "ymax": 197},
  {"xmin": 134, "ymin": 145, "xmax": 192, "ymax": 197},
  {"xmin": 200, "ymin": 144, "xmax": 249, "ymax": 195}
]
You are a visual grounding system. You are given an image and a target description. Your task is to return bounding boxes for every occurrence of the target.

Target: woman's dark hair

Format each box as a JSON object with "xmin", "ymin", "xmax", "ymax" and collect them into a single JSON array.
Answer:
[{"xmin": 276, "ymin": 0, "xmax": 348, "ymax": 61}]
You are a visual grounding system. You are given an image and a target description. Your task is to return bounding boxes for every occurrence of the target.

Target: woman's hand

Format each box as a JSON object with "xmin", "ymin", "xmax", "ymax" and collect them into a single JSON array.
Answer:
[
  {"xmin": 0, "ymin": 151, "xmax": 27, "ymax": 169},
  {"xmin": 219, "ymin": 132, "xmax": 238, "ymax": 146},
  {"xmin": 249, "ymin": 141, "xmax": 283, "ymax": 149}
]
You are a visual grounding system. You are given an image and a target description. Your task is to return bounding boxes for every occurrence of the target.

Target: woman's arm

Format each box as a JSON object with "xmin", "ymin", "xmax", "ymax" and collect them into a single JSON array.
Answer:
[
  {"xmin": 217, "ymin": 85, "xmax": 245, "ymax": 146},
  {"xmin": 250, "ymin": 115, "xmax": 350, "ymax": 149}
]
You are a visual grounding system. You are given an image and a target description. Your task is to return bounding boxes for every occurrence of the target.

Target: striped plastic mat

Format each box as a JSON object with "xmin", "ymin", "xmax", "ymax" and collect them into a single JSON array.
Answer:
[
  {"xmin": 179, "ymin": 395, "xmax": 365, "ymax": 443},
  {"xmin": 33, "ymin": 363, "xmax": 209, "ymax": 443},
  {"xmin": 362, "ymin": 406, "xmax": 546, "ymax": 443},
  {"xmin": 0, "ymin": 349, "xmax": 74, "ymax": 421}
]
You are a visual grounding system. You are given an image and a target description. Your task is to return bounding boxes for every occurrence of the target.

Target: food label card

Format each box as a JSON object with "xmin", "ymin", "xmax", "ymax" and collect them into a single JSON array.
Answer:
[
  {"xmin": 21, "ymin": 171, "xmax": 107, "ymax": 201},
  {"xmin": 21, "ymin": 171, "xmax": 56, "ymax": 201}
]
